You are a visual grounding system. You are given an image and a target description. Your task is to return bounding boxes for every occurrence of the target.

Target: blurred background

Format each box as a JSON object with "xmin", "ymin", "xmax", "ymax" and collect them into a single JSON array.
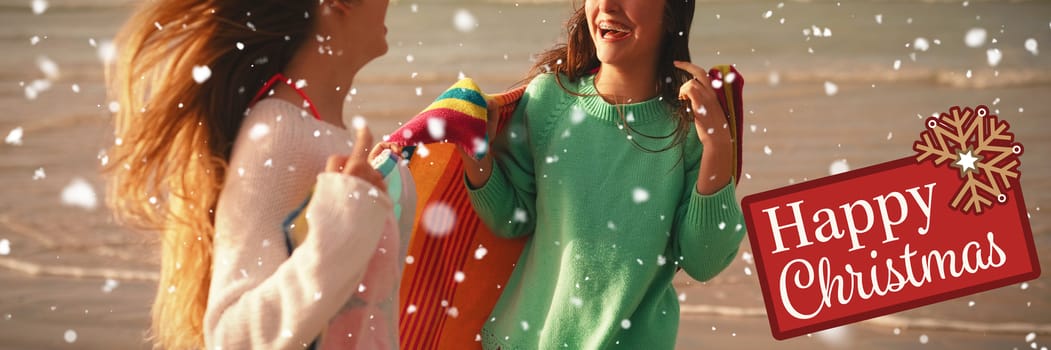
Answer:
[{"xmin": 0, "ymin": 0, "xmax": 1048, "ymax": 348}]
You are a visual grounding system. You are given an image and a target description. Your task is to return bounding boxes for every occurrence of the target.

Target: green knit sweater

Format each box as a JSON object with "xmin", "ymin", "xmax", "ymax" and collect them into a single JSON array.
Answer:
[{"xmin": 467, "ymin": 73, "xmax": 745, "ymax": 350}]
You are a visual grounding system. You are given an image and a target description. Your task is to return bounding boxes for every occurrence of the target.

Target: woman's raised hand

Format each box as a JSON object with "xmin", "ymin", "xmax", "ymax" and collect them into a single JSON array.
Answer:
[
  {"xmin": 673, "ymin": 61, "xmax": 732, "ymax": 146},
  {"xmin": 459, "ymin": 94, "xmax": 503, "ymax": 188},
  {"xmin": 326, "ymin": 125, "xmax": 387, "ymax": 193},
  {"xmin": 674, "ymin": 60, "xmax": 734, "ymax": 194}
]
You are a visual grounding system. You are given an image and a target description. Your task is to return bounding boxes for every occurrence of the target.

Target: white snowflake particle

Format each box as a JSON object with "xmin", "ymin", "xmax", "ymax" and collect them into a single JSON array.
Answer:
[
  {"xmin": 1025, "ymin": 38, "xmax": 1038, "ymax": 56},
  {"xmin": 632, "ymin": 188, "xmax": 649, "ymax": 204},
  {"xmin": 454, "ymin": 271, "xmax": 465, "ymax": 283},
  {"xmin": 913, "ymin": 37, "xmax": 930, "ymax": 52},
  {"xmin": 829, "ymin": 159, "xmax": 850, "ymax": 175},
  {"xmin": 763, "ymin": 145, "xmax": 773, "ymax": 155},
  {"xmin": 512, "ymin": 208, "xmax": 528, "ymax": 223},
  {"xmin": 0, "ymin": 239, "xmax": 10, "ymax": 256},
  {"xmin": 248, "ymin": 123, "xmax": 270, "ymax": 140},
  {"xmin": 31, "ymin": 0, "xmax": 47, "ymax": 15},
  {"xmin": 36, "ymin": 56, "xmax": 59, "ymax": 80},
  {"xmin": 101, "ymin": 279, "xmax": 119, "ymax": 293},
  {"xmin": 919, "ymin": 334, "xmax": 929, "ymax": 344},
  {"xmin": 192, "ymin": 65, "xmax": 212, "ymax": 84},
  {"xmin": 824, "ymin": 81, "xmax": 839, "ymax": 96},
  {"xmin": 97, "ymin": 40, "xmax": 116, "ymax": 65},
  {"xmin": 964, "ymin": 28, "xmax": 987, "ymax": 48},
  {"xmin": 63, "ymin": 329, "xmax": 76, "ymax": 343},
  {"xmin": 570, "ymin": 107, "xmax": 586, "ymax": 124},
  {"xmin": 453, "ymin": 9, "xmax": 478, "ymax": 33},
  {"xmin": 427, "ymin": 117, "xmax": 446, "ymax": 139},
  {"xmin": 5, "ymin": 127, "xmax": 24, "ymax": 146},
  {"xmin": 621, "ymin": 319, "xmax": 632, "ymax": 329},
  {"xmin": 474, "ymin": 245, "xmax": 488, "ymax": 260},
  {"xmin": 986, "ymin": 48, "xmax": 1002, "ymax": 67},
  {"xmin": 422, "ymin": 202, "xmax": 455, "ymax": 236},
  {"xmin": 61, "ymin": 178, "xmax": 97, "ymax": 210}
]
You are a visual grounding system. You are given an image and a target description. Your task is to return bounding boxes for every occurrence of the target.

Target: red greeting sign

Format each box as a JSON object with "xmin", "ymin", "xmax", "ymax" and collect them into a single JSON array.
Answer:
[{"xmin": 741, "ymin": 105, "xmax": 1040, "ymax": 339}]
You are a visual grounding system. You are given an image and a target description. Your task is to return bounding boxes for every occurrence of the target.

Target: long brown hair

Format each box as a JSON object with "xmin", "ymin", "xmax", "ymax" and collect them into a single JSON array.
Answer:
[
  {"xmin": 525, "ymin": 0, "xmax": 696, "ymax": 151},
  {"xmin": 104, "ymin": 1, "xmax": 317, "ymax": 348}
]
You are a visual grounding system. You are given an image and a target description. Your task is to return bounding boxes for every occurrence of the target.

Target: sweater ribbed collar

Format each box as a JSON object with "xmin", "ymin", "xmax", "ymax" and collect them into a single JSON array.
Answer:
[{"xmin": 575, "ymin": 74, "xmax": 670, "ymax": 125}]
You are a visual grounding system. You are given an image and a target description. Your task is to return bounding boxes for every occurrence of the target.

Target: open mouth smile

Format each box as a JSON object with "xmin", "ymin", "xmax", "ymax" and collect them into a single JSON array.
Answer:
[{"xmin": 598, "ymin": 20, "xmax": 632, "ymax": 41}]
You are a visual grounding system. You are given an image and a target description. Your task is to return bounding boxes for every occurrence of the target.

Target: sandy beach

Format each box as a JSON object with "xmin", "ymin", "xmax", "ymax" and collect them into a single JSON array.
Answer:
[{"xmin": 1, "ymin": 0, "xmax": 1050, "ymax": 349}]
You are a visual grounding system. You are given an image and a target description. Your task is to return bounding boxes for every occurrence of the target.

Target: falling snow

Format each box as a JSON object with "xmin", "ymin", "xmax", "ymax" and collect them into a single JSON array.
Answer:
[
  {"xmin": 422, "ymin": 202, "xmax": 455, "ymax": 236},
  {"xmin": 632, "ymin": 188, "xmax": 649, "ymax": 204},
  {"xmin": 31, "ymin": 0, "xmax": 47, "ymax": 15},
  {"xmin": 248, "ymin": 123, "xmax": 270, "ymax": 140},
  {"xmin": 97, "ymin": 40, "xmax": 116, "ymax": 65},
  {"xmin": 453, "ymin": 9, "xmax": 478, "ymax": 33},
  {"xmin": 1025, "ymin": 38, "xmax": 1039, "ymax": 55},
  {"xmin": 0, "ymin": 239, "xmax": 10, "ymax": 255},
  {"xmin": 986, "ymin": 48, "xmax": 1002, "ymax": 67},
  {"xmin": 427, "ymin": 117, "xmax": 446, "ymax": 139},
  {"xmin": 5, "ymin": 127, "xmax": 24, "ymax": 146},
  {"xmin": 913, "ymin": 37, "xmax": 930, "ymax": 52},
  {"xmin": 101, "ymin": 279, "xmax": 119, "ymax": 293},
  {"xmin": 829, "ymin": 159, "xmax": 850, "ymax": 175},
  {"xmin": 763, "ymin": 145, "xmax": 773, "ymax": 155},
  {"xmin": 61, "ymin": 178, "xmax": 97, "ymax": 210},
  {"xmin": 192, "ymin": 65, "xmax": 212, "ymax": 84},
  {"xmin": 474, "ymin": 245, "xmax": 488, "ymax": 260},
  {"xmin": 63, "ymin": 329, "xmax": 76, "ymax": 343},
  {"xmin": 513, "ymin": 208, "xmax": 528, "ymax": 223},
  {"xmin": 570, "ymin": 106, "xmax": 586, "ymax": 124},
  {"xmin": 824, "ymin": 81, "xmax": 839, "ymax": 96},
  {"xmin": 964, "ymin": 28, "xmax": 987, "ymax": 48},
  {"xmin": 352, "ymin": 116, "xmax": 366, "ymax": 130},
  {"xmin": 36, "ymin": 56, "xmax": 59, "ymax": 80}
]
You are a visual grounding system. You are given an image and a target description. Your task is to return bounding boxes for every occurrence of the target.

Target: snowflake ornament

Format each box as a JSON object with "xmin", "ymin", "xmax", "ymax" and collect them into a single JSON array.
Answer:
[{"xmin": 913, "ymin": 105, "xmax": 1022, "ymax": 214}]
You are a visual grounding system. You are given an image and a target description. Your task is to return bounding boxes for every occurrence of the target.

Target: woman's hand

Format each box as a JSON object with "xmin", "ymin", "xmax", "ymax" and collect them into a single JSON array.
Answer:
[
  {"xmin": 674, "ymin": 60, "xmax": 734, "ymax": 194},
  {"xmin": 458, "ymin": 94, "xmax": 503, "ymax": 188},
  {"xmin": 369, "ymin": 141, "xmax": 404, "ymax": 160},
  {"xmin": 325, "ymin": 125, "xmax": 387, "ymax": 193},
  {"xmin": 674, "ymin": 61, "xmax": 733, "ymax": 146}
]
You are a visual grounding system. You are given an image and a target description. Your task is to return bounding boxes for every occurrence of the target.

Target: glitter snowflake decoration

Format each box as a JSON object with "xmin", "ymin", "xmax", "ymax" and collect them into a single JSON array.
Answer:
[{"xmin": 913, "ymin": 105, "xmax": 1023, "ymax": 214}]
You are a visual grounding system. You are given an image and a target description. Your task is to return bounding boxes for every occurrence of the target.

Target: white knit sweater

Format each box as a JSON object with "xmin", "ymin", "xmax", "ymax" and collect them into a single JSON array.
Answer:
[{"xmin": 204, "ymin": 99, "xmax": 414, "ymax": 349}]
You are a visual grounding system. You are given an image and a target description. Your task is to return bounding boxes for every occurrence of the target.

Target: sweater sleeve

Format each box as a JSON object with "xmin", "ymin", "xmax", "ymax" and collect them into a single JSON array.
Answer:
[
  {"xmin": 204, "ymin": 111, "xmax": 394, "ymax": 349},
  {"xmin": 465, "ymin": 77, "xmax": 549, "ymax": 239},
  {"xmin": 671, "ymin": 139, "xmax": 746, "ymax": 282}
]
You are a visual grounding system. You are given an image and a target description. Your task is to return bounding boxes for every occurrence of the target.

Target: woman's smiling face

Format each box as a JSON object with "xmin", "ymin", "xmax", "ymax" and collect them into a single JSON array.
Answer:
[{"xmin": 586, "ymin": 0, "xmax": 666, "ymax": 69}]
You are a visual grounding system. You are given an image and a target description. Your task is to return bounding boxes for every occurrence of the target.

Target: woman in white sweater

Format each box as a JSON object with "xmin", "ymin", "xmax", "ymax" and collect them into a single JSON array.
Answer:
[{"xmin": 104, "ymin": 0, "xmax": 408, "ymax": 348}]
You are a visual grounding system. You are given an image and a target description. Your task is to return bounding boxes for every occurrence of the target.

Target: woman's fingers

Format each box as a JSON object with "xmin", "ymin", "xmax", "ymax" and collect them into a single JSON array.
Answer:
[
  {"xmin": 370, "ymin": 141, "xmax": 403, "ymax": 160},
  {"xmin": 675, "ymin": 61, "xmax": 731, "ymax": 142},
  {"xmin": 326, "ymin": 154, "xmax": 351, "ymax": 173},
  {"xmin": 323, "ymin": 125, "xmax": 387, "ymax": 192},
  {"xmin": 673, "ymin": 60, "xmax": 706, "ymax": 80}
]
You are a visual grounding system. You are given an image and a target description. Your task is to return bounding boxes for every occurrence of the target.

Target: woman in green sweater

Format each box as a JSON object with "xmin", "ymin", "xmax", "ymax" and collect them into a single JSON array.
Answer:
[{"xmin": 460, "ymin": 0, "xmax": 745, "ymax": 348}]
